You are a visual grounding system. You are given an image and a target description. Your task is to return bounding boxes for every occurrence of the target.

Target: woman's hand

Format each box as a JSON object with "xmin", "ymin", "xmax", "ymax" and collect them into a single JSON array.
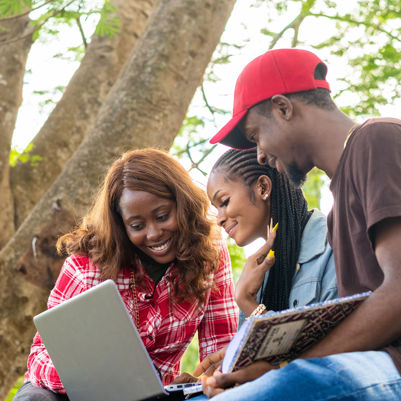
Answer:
[
  {"xmin": 235, "ymin": 225, "xmax": 277, "ymax": 316},
  {"xmin": 193, "ymin": 346, "xmax": 227, "ymax": 378},
  {"xmin": 201, "ymin": 360, "xmax": 275, "ymax": 398}
]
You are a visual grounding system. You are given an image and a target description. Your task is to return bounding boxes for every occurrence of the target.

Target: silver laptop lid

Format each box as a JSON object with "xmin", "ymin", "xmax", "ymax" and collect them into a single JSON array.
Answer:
[{"xmin": 34, "ymin": 279, "xmax": 167, "ymax": 401}]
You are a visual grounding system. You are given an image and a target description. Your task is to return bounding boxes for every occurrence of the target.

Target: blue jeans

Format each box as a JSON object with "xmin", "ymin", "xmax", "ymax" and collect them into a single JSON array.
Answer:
[{"xmin": 192, "ymin": 351, "xmax": 401, "ymax": 401}]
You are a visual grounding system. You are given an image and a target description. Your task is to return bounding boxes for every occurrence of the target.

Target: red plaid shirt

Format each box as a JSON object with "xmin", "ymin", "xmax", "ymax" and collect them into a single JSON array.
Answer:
[{"xmin": 24, "ymin": 239, "xmax": 238, "ymax": 393}]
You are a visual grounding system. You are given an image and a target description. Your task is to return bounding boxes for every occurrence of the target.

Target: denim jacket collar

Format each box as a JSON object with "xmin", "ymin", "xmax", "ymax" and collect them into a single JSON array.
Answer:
[{"xmin": 298, "ymin": 209, "xmax": 328, "ymax": 264}]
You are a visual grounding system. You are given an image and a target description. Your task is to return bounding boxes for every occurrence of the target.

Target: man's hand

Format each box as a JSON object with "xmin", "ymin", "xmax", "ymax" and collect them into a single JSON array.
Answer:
[
  {"xmin": 201, "ymin": 361, "xmax": 275, "ymax": 398},
  {"xmin": 193, "ymin": 347, "xmax": 227, "ymax": 378},
  {"xmin": 171, "ymin": 372, "xmax": 199, "ymax": 384}
]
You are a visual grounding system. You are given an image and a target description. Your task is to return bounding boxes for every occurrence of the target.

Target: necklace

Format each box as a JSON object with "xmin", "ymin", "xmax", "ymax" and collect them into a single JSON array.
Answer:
[
  {"xmin": 344, "ymin": 124, "xmax": 358, "ymax": 149},
  {"xmin": 129, "ymin": 271, "xmax": 140, "ymax": 328}
]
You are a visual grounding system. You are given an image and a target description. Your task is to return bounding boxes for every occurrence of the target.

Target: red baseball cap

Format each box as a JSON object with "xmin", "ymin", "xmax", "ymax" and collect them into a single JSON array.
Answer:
[{"xmin": 210, "ymin": 48, "xmax": 330, "ymax": 149}]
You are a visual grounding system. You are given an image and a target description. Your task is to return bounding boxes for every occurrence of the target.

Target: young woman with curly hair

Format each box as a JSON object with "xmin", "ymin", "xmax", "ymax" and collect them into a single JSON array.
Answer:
[{"xmin": 17, "ymin": 149, "xmax": 238, "ymax": 401}]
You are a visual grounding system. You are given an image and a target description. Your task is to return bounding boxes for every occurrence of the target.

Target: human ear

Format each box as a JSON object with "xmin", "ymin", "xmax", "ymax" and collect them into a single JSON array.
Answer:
[
  {"xmin": 271, "ymin": 94, "xmax": 293, "ymax": 121},
  {"xmin": 255, "ymin": 175, "xmax": 272, "ymax": 201}
]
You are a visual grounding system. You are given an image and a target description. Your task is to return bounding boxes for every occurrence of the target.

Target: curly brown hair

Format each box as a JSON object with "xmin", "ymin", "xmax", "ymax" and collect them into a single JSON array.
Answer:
[{"xmin": 57, "ymin": 148, "xmax": 219, "ymax": 303}]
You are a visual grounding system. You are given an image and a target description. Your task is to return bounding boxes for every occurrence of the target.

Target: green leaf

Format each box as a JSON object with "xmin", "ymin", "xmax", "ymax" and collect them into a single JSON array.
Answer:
[
  {"xmin": 0, "ymin": 0, "xmax": 31, "ymax": 16},
  {"xmin": 94, "ymin": 0, "xmax": 121, "ymax": 37},
  {"xmin": 226, "ymin": 237, "xmax": 246, "ymax": 284},
  {"xmin": 9, "ymin": 143, "xmax": 43, "ymax": 167}
]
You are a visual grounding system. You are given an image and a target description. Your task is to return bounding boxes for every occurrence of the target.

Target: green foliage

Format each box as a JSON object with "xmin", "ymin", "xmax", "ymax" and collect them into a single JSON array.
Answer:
[
  {"xmin": 10, "ymin": 143, "xmax": 43, "ymax": 167},
  {"xmin": 181, "ymin": 332, "xmax": 200, "ymax": 375},
  {"xmin": 302, "ymin": 168, "xmax": 326, "ymax": 210},
  {"xmin": 226, "ymin": 237, "xmax": 247, "ymax": 284},
  {"xmin": 1, "ymin": 0, "xmax": 123, "ymax": 127},
  {"xmin": 1, "ymin": 0, "xmax": 121, "ymax": 45},
  {"xmin": 171, "ymin": 115, "xmax": 212, "ymax": 176},
  {"xmin": 0, "ymin": 0, "xmax": 31, "ymax": 17},
  {"xmin": 171, "ymin": 41, "xmax": 241, "ymax": 175},
  {"xmin": 94, "ymin": 0, "xmax": 120, "ymax": 37},
  {"xmin": 6, "ymin": 376, "xmax": 24, "ymax": 401},
  {"xmin": 256, "ymin": 0, "xmax": 401, "ymax": 117}
]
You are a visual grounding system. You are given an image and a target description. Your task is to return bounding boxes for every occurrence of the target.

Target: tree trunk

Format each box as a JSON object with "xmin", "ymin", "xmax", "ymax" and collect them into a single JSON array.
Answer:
[
  {"xmin": 0, "ymin": 0, "xmax": 236, "ymax": 397},
  {"xmin": 10, "ymin": 0, "xmax": 155, "ymax": 228},
  {"xmin": 0, "ymin": 15, "xmax": 33, "ymax": 248}
]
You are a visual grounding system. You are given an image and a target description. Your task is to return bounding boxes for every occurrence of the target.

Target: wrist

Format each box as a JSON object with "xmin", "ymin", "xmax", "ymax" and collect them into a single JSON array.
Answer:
[
  {"xmin": 246, "ymin": 304, "xmax": 267, "ymax": 320},
  {"xmin": 236, "ymin": 297, "xmax": 259, "ymax": 317}
]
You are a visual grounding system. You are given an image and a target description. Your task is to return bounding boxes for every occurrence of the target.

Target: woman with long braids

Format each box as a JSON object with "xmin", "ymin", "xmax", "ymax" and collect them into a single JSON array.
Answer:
[
  {"xmin": 206, "ymin": 147, "xmax": 337, "ymax": 327},
  {"xmin": 16, "ymin": 149, "xmax": 238, "ymax": 401},
  {"xmin": 192, "ymin": 148, "xmax": 337, "ymax": 384}
]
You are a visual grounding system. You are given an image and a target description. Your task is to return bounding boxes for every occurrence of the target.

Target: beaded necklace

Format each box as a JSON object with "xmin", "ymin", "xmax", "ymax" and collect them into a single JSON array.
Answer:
[{"xmin": 129, "ymin": 271, "xmax": 140, "ymax": 328}]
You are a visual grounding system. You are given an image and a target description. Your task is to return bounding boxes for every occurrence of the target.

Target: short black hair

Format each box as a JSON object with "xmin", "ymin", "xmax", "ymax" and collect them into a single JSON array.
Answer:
[{"xmin": 252, "ymin": 87, "xmax": 336, "ymax": 118}]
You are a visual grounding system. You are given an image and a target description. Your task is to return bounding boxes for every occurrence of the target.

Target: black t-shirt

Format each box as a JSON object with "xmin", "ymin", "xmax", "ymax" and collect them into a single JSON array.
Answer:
[{"xmin": 328, "ymin": 117, "xmax": 401, "ymax": 372}]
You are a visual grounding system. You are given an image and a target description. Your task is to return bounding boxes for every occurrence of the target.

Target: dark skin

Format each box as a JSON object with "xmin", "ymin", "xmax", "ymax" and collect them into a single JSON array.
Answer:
[{"xmin": 197, "ymin": 96, "xmax": 401, "ymax": 397}]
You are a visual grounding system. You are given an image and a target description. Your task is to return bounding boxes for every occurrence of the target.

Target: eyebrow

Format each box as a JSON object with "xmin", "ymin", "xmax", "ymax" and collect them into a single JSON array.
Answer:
[
  {"xmin": 127, "ymin": 204, "xmax": 170, "ymax": 220},
  {"xmin": 212, "ymin": 190, "xmax": 222, "ymax": 204}
]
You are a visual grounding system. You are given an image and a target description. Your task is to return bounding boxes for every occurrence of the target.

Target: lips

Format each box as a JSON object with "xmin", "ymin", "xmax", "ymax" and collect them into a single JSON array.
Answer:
[
  {"xmin": 147, "ymin": 238, "xmax": 173, "ymax": 255},
  {"xmin": 224, "ymin": 222, "xmax": 238, "ymax": 238}
]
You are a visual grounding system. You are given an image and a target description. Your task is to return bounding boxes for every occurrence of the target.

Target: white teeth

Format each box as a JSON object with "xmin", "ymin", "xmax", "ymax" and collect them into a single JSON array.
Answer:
[{"xmin": 150, "ymin": 240, "xmax": 169, "ymax": 251}]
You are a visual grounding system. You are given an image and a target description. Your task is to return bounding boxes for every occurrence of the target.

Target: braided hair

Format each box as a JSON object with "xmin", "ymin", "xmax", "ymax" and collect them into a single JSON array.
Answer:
[{"xmin": 211, "ymin": 148, "xmax": 312, "ymax": 311}]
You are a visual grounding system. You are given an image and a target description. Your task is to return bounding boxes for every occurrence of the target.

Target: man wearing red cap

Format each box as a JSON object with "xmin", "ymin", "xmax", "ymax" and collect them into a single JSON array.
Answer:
[{"xmin": 195, "ymin": 48, "xmax": 401, "ymax": 400}]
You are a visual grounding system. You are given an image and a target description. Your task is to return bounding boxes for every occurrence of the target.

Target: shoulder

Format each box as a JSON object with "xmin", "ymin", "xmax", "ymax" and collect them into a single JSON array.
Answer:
[
  {"xmin": 298, "ymin": 209, "xmax": 330, "ymax": 263},
  {"xmin": 340, "ymin": 118, "xmax": 401, "ymax": 188},
  {"xmin": 349, "ymin": 118, "xmax": 401, "ymax": 150},
  {"xmin": 61, "ymin": 254, "xmax": 101, "ymax": 285}
]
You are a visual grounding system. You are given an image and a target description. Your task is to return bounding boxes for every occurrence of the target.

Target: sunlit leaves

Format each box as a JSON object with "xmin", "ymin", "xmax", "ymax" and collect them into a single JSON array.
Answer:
[
  {"xmin": 302, "ymin": 168, "xmax": 326, "ymax": 210},
  {"xmin": 256, "ymin": 0, "xmax": 401, "ymax": 117},
  {"xmin": 9, "ymin": 143, "xmax": 43, "ymax": 167},
  {"xmin": 0, "ymin": 0, "xmax": 32, "ymax": 17},
  {"xmin": 226, "ymin": 237, "xmax": 247, "ymax": 284},
  {"xmin": 94, "ymin": 0, "xmax": 120, "ymax": 37}
]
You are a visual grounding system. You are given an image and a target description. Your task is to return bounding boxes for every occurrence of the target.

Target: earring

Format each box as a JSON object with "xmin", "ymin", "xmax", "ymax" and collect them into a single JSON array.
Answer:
[{"xmin": 263, "ymin": 194, "xmax": 269, "ymax": 200}]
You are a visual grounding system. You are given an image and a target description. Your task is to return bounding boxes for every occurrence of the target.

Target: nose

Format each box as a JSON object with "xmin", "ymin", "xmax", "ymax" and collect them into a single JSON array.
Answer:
[
  {"xmin": 146, "ymin": 222, "xmax": 163, "ymax": 241},
  {"xmin": 216, "ymin": 209, "xmax": 227, "ymax": 228},
  {"xmin": 257, "ymin": 148, "xmax": 267, "ymax": 165}
]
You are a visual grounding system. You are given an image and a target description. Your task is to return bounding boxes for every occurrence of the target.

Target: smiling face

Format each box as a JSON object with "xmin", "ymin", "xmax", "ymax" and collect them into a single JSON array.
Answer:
[
  {"xmin": 242, "ymin": 99, "xmax": 312, "ymax": 188},
  {"xmin": 207, "ymin": 171, "xmax": 270, "ymax": 247},
  {"xmin": 118, "ymin": 188, "xmax": 178, "ymax": 264}
]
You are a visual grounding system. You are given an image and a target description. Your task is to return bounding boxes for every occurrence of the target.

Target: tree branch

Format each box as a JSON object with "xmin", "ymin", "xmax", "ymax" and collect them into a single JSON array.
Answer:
[
  {"xmin": 0, "ymin": 0, "xmax": 76, "ymax": 46},
  {"xmin": 201, "ymin": 83, "xmax": 216, "ymax": 118},
  {"xmin": 309, "ymin": 12, "xmax": 401, "ymax": 43},
  {"xmin": 268, "ymin": 0, "xmax": 315, "ymax": 49},
  {"xmin": 173, "ymin": 138, "xmax": 210, "ymax": 157},
  {"xmin": 76, "ymin": 16, "xmax": 87, "ymax": 49},
  {"xmin": 0, "ymin": 0, "xmax": 57, "ymax": 21}
]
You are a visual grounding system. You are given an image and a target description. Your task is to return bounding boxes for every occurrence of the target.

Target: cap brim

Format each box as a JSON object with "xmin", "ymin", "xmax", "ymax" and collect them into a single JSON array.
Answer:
[{"xmin": 210, "ymin": 110, "xmax": 255, "ymax": 150}]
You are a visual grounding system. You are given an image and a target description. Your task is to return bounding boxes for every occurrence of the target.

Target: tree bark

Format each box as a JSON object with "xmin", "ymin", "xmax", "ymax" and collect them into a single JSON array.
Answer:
[
  {"xmin": 10, "ymin": 0, "xmax": 155, "ymax": 228},
  {"xmin": 0, "ymin": 0, "xmax": 236, "ymax": 397},
  {"xmin": 0, "ymin": 15, "xmax": 33, "ymax": 248}
]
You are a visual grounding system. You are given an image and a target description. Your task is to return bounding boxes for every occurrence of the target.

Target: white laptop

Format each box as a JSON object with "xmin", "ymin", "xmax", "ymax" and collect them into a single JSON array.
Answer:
[{"xmin": 33, "ymin": 279, "xmax": 202, "ymax": 401}]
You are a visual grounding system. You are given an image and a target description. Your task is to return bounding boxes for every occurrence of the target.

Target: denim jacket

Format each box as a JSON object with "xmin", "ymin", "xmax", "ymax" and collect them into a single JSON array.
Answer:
[{"xmin": 238, "ymin": 209, "xmax": 337, "ymax": 327}]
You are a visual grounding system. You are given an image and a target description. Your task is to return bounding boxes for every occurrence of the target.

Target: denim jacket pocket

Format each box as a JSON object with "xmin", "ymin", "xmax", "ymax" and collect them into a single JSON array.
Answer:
[{"xmin": 288, "ymin": 278, "xmax": 322, "ymax": 309}]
